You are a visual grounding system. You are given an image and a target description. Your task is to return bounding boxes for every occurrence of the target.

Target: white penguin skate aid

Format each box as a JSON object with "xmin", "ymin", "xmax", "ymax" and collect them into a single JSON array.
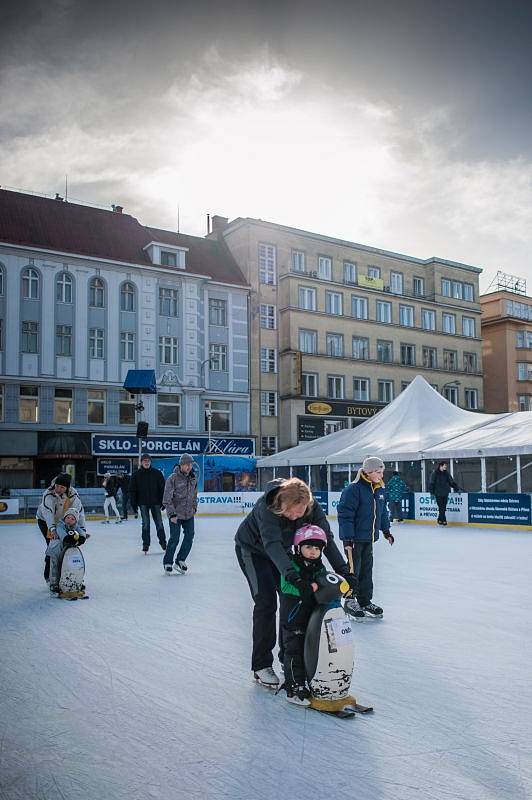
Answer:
[{"xmin": 57, "ymin": 546, "xmax": 88, "ymax": 600}]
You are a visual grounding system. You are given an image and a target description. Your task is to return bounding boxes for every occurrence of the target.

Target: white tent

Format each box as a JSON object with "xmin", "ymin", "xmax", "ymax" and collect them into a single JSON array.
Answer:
[
  {"xmin": 424, "ymin": 410, "xmax": 532, "ymax": 459},
  {"xmin": 258, "ymin": 376, "xmax": 508, "ymax": 467}
]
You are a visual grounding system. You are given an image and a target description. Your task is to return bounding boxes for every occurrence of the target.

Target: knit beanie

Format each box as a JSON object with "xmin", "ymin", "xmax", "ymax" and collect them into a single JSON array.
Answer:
[
  {"xmin": 179, "ymin": 453, "xmax": 194, "ymax": 466},
  {"xmin": 54, "ymin": 473, "xmax": 72, "ymax": 489},
  {"xmin": 353, "ymin": 456, "xmax": 385, "ymax": 483}
]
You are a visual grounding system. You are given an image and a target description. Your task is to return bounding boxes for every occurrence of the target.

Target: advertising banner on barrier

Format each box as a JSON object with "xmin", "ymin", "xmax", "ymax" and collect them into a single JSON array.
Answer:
[
  {"xmin": 468, "ymin": 493, "xmax": 531, "ymax": 525},
  {"xmin": 414, "ymin": 493, "xmax": 469, "ymax": 523},
  {"xmin": 328, "ymin": 492, "xmax": 342, "ymax": 516},
  {"xmin": 0, "ymin": 499, "xmax": 20, "ymax": 515},
  {"xmin": 197, "ymin": 492, "xmax": 262, "ymax": 515}
]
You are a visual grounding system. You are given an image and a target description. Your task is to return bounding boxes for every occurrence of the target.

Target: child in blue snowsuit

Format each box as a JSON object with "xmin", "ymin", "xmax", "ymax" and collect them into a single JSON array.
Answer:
[{"xmin": 46, "ymin": 508, "xmax": 88, "ymax": 592}]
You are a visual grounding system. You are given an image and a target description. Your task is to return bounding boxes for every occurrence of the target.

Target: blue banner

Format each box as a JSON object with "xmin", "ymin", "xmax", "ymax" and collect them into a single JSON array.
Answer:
[
  {"xmin": 92, "ymin": 434, "xmax": 255, "ymax": 456},
  {"xmin": 468, "ymin": 493, "xmax": 531, "ymax": 525}
]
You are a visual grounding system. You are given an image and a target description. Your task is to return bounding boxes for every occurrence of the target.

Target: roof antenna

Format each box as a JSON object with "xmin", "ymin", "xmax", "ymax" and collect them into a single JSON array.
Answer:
[
  {"xmin": 177, "ymin": 204, "xmax": 180, "ymax": 233},
  {"xmin": 207, "ymin": 213, "xmax": 210, "ymax": 234},
  {"xmin": 65, "ymin": 174, "xmax": 68, "ymax": 202}
]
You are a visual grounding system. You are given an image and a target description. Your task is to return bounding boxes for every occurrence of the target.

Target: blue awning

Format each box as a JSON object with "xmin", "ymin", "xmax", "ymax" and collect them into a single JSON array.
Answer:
[{"xmin": 123, "ymin": 370, "xmax": 157, "ymax": 394}]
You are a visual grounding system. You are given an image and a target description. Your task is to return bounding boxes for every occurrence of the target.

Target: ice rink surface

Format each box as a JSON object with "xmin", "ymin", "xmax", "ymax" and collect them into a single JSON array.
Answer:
[{"xmin": 1, "ymin": 515, "xmax": 531, "ymax": 800}]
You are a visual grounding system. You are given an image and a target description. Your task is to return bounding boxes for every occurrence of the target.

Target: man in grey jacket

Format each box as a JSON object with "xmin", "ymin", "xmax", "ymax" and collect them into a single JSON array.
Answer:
[{"xmin": 162, "ymin": 454, "xmax": 198, "ymax": 574}]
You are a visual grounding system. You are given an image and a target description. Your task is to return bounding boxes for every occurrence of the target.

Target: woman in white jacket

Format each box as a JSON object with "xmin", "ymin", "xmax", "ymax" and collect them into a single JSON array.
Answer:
[{"xmin": 36, "ymin": 473, "xmax": 86, "ymax": 584}]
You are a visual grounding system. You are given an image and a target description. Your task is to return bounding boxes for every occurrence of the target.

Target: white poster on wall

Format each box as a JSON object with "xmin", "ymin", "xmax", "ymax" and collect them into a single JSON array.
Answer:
[{"xmin": 414, "ymin": 492, "xmax": 469, "ymax": 523}]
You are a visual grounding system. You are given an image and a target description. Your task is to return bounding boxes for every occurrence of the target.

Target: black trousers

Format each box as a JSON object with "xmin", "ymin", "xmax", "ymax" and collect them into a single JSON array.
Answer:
[
  {"xmin": 344, "ymin": 541, "xmax": 374, "ymax": 607},
  {"xmin": 37, "ymin": 518, "xmax": 50, "ymax": 581},
  {"xmin": 436, "ymin": 495, "xmax": 449, "ymax": 523},
  {"xmin": 235, "ymin": 545, "xmax": 283, "ymax": 672},
  {"xmin": 279, "ymin": 594, "xmax": 315, "ymax": 689}
]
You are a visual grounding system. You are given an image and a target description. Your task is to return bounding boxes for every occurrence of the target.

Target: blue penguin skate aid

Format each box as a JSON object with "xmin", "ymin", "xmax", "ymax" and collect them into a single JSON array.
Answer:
[{"xmin": 304, "ymin": 572, "xmax": 373, "ymax": 717}]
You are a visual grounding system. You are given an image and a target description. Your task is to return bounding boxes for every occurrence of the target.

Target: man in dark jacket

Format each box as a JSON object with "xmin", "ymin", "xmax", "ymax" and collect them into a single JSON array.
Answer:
[
  {"xmin": 337, "ymin": 456, "xmax": 394, "ymax": 620},
  {"xmin": 235, "ymin": 477, "xmax": 354, "ymax": 688},
  {"xmin": 129, "ymin": 454, "xmax": 167, "ymax": 552},
  {"xmin": 428, "ymin": 461, "xmax": 459, "ymax": 526},
  {"xmin": 162, "ymin": 454, "xmax": 198, "ymax": 574}
]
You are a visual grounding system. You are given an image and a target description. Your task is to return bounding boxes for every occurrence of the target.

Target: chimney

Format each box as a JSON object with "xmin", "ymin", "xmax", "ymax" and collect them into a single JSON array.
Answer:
[
  {"xmin": 211, "ymin": 215, "xmax": 229, "ymax": 234},
  {"xmin": 112, "ymin": 204, "xmax": 123, "ymax": 214}
]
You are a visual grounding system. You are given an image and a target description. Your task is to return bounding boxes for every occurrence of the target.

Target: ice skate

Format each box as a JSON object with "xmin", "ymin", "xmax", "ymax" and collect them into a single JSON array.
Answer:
[
  {"xmin": 253, "ymin": 667, "xmax": 280, "ymax": 688},
  {"xmin": 285, "ymin": 685, "xmax": 311, "ymax": 707},
  {"xmin": 164, "ymin": 564, "xmax": 173, "ymax": 574},
  {"xmin": 344, "ymin": 597, "xmax": 365, "ymax": 619},
  {"xmin": 362, "ymin": 602, "xmax": 383, "ymax": 618},
  {"xmin": 175, "ymin": 561, "xmax": 188, "ymax": 574}
]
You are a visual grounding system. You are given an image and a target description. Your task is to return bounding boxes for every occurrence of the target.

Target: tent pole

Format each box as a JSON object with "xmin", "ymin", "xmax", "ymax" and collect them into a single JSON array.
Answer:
[
  {"xmin": 481, "ymin": 458, "xmax": 486, "ymax": 493},
  {"xmin": 290, "ymin": 466, "xmax": 293, "ymax": 478},
  {"xmin": 327, "ymin": 464, "xmax": 331, "ymax": 494},
  {"xmin": 421, "ymin": 460, "xmax": 426, "ymax": 492},
  {"xmin": 348, "ymin": 464, "xmax": 352, "ymax": 483},
  {"xmin": 517, "ymin": 455, "xmax": 522, "ymax": 493},
  {"xmin": 306, "ymin": 465, "xmax": 310, "ymax": 486}
]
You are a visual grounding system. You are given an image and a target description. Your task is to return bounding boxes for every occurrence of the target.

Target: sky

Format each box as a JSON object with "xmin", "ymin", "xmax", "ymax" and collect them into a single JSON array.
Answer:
[{"xmin": 2, "ymin": 0, "xmax": 532, "ymax": 291}]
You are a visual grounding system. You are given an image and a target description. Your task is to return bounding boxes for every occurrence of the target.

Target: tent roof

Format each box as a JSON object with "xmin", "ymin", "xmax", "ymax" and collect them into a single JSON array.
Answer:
[
  {"xmin": 423, "ymin": 411, "xmax": 532, "ymax": 458},
  {"xmin": 258, "ymin": 376, "xmax": 507, "ymax": 467}
]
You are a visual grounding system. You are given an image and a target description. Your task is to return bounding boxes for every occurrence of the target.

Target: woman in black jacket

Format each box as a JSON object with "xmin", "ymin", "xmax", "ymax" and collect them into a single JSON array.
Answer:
[
  {"xmin": 428, "ymin": 461, "xmax": 460, "ymax": 526},
  {"xmin": 235, "ymin": 477, "xmax": 353, "ymax": 688}
]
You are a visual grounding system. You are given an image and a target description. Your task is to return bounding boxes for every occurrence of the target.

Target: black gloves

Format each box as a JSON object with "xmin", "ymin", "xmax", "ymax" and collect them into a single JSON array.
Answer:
[
  {"xmin": 383, "ymin": 530, "xmax": 395, "ymax": 545},
  {"xmin": 286, "ymin": 570, "xmax": 315, "ymax": 603}
]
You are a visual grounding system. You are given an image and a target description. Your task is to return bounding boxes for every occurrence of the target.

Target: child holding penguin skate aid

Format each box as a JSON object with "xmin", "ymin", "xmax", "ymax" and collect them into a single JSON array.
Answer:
[{"xmin": 46, "ymin": 508, "xmax": 89, "ymax": 596}]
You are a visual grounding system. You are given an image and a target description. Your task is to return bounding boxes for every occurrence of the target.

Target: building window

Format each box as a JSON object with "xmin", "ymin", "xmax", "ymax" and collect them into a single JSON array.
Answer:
[
  {"xmin": 158, "ymin": 393, "xmax": 181, "ymax": 426},
  {"xmin": 261, "ymin": 436, "xmax": 277, "ymax": 455},
  {"xmin": 376, "ymin": 301, "xmax": 392, "ymax": 324},
  {"xmin": 452, "ymin": 281, "xmax": 463, "ymax": 300},
  {"xmin": 159, "ymin": 288, "xmax": 179, "ymax": 317},
  {"xmin": 443, "ymin": 349, "xmax": 458, "ymax": 371},
  {"xmin": 352, "ymin": 336, "xmax": 369, "ymax": 360},
  {"xmin": 367, "ymin": 266, "xmax": 380, "ymax": 279},
  {"xmin": 55, "ymin": 325, "xmax": 72, "ymax": 356},
  {"xmin": 299, "ymin": 329, "xmax": 317, "ymax": 353},
  {"xmin": 463, "ymin": 283, "xmax": 474, "ymax": 302},
  {"xmin": 88, "ymin": 389, "xmax": 105, "ymax": 424},
  {"xmin": 378, "ymin": 380, "xmax": 394, "ymax": 403},
  {"xmin": 353, "ymin": 377, "xmax": 369, "ymax": 401},
  {"xmin": 443, "ymin": 385, "xmax": 459, "ymax": 405},
  {"xmin": 462, "ymin": 316, "xmax": 476, "ymax": 337},
  {"xmin": 209, "ymin": 343, "xmax": 228, "ymax": 371},
  {"xmin": 325, "ymin": 291, "xmax": 343, "ymax": 315},
  {"xmin": 292, "ymin": 250, "xmax": 306, "ymax": 272},
  {"xmin": 421, "ymin": 308, "xmax": 436, "ymax": 330},
  {"xmin": 507, "ymin": 300, "xmax": 532, "ymax": 320},
  {"xmin": 344, "ymin": 262, "xmax": 357, "ymax": 284},
  {"xmin": 327, "ymin": 375, "xmax": 344, "ymax": 399},
  {"xmin": 377, "ymin": 340, "xmax": 393, "ymax": 363},
  {"xmin": 119, "ymin": 390, "xmax": 136, "ymax": 424},
  {"xmin": 260, "ymin": 391, "xmax": 278, "ymax": 416},
  {"xmin": 464, "ymin": 352, "xmax": 478, "ymax": 372},
  {"xmin": 89, "ymin": 277, "xmax": 105, "ymax": 307},
  {"xmin": 326, "ymin": 333, "xmax": 344, "ymax": 357},
  {"xmin": 399, "ymin": 305, "xmax": 414, "ymax": 327},
  {"xmin": 302, "ymin": 373, "xmax": 318, "ymax": 397},
  {"xmin": 260, "ymin": 347, "xmax": 277, "ymax": 373},
  {"xmin": 517, "ymin": 362, "xmax": 532, "ymax": 381},
  {"xmin": 22, "ymin": 268, "xmax": 39, "ymax": 299},
  {"xmin": 441, "ymin": 279, "xmax": 452, "ymax": 297},
  {"xmin": 160, "ymin": 250, "xmax": 177, "ymax": 267},
  {"xmin": 120, "ymin": 332, "xmax": 135, "ymax": 361},
  {"xmin": 298, "ymin": 286, "xmax": 316, "ymax": 311},
  {"xmin": 260, "ymin": 304, "xmax": 276, "ymax": 329},
  {"xmin": 442, "ymin": 312, "xmax": 456, "ymax": 334},
  {"xmin": 518, "ymin": 395, "xmax": 532, "ymax": 411},
  {"xmin": 89, "ymin": 328, "xmax": 105, "ymax": 359},
  {"xmin": 0, "ymin": 384, "xmax": 3, "ymax": 421},
  {"xmin": 120, "ymin": 282, "xmax": 136, "ymax": 312},
  {"xmin": 413, "ymin": 277, "xmax": 424, "ymax": 297},
  {"xmin": 400, "ymin": 344, "xmax": 416, "ymax": 366},
  {"xmin": 400, "ymin": 381, "xmax": 411, "ymax": 392},
  {"xmin": 465, "ymin": 388, "xmax": 478, "ymax": 410},
  {"xmin": 56, "ymin": 273, "xmax": 73, "ymax": 303},
  {"xmin": 19, "ymin": 385, "xmax": 39, "ymax": 422},
  {"xmin": 423, "ymin": 347, "xmax": 437, "ymax": 369},
  {"xmin": 318, "ymin": 256, "xmax": 332, "ymax": 280},
  {"xmin": 390, "ymin": 272, "xmax": 403, "ymax": 294},
  {"xmin": 159, "ymin": 336, "xmax": 178, "ymax": 365},
  {"xmin": 516, "ymin": 331, "xmax": 532, "ymax": 348},
  {"xmin": 352, "ymin": 296, "xmax": 368, "ymax": 319},
  {"xmin": 206, "ymin": 401, "xmax": 231, "ymax": 431},
  {"xmin": 209, "ymin": 298, "xmax": 227, "ymax": 326},
  {"xmin": 22, "ymin": 321, "xmax": 39, "ymax": 353},
  {"xmin": 54, "ymin": 387, "xmax": 73, "ymax": 424},
  {"xmin": 259, "ymin": 243, "xmax": 276, "ymax": 285}
]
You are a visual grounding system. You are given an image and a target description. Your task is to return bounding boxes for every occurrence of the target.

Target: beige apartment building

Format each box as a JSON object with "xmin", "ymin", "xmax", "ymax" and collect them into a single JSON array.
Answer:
[
  {"xmin": 210, "ymin": 216, "xmax": 483, "ymax": 455},
  {"xmin": 481, "ymin": 287, "xmax": 532, "ymax": 412}
]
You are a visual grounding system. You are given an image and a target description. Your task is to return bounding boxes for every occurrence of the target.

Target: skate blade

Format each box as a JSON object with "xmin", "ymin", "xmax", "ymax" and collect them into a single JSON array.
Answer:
[{"xmin": 254, "ymin": 677, "xmax": 280, "ymax": 690}]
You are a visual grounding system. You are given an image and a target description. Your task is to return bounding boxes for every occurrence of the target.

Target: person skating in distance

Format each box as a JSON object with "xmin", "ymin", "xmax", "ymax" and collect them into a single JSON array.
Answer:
[
  {"xmin": 428, "ymin": 461, "xmax": 460, "ymax": 526},
  {"xmin": 337, "ymin": 456, "xmax": 394, "ymax": 620}
]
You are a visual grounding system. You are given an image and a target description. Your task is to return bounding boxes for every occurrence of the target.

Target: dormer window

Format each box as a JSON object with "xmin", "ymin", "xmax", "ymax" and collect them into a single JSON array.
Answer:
[
  {"xmin": 143, "ymin": 241, "xmax": 188, "ymax": 269},
  {"xmin": 161, "ymin": 251, "xmax": 177, "ymax": 267}
]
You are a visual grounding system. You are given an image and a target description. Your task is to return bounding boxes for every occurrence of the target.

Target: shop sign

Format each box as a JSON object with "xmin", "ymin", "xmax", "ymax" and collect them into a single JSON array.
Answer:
[
  {"xmin": 304, "ymin": 400, "xmax": 382, "ymax": 418},
  {"xmin": 298, "ymin": 417, "xmax": 325, "ymax": 441},
  {"xmin": 92, "ymin": 434, "xmax": 255, "ymax": 456},
  {"xmin": 97, "ymin": 459, "xmax": 133, "ymax": 476},
  {"xmin": 468, "ymin": 493, "xmax": 531, "ymax": 525}
]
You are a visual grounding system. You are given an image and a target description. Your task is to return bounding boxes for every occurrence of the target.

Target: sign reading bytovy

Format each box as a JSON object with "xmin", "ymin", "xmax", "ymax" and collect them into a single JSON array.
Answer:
[{"xmin": 92, "ymin": 434, "xmax": 255, "ymax": 456}]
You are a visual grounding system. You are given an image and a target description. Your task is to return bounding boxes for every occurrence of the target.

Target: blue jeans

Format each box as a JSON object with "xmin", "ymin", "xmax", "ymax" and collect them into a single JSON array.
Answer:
[
  {"xmin": 163, "ymin": 517, "xmax": 195, "ymax": 565},
  {"xmin": 139, "ymin": 505, "xmax": 167, "ymax": 550}
]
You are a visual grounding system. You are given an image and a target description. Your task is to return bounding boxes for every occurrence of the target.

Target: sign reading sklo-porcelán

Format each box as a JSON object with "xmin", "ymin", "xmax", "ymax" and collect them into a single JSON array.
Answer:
[{"xmin": 92, "ymin": 434, "xmax": 255, "ymax": 456}]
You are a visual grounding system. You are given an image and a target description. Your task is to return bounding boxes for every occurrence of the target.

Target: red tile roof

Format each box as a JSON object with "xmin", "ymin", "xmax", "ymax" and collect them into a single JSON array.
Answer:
[{"xmin": 0, "ymin": 189, "xmax": 248, "ymax": 286}]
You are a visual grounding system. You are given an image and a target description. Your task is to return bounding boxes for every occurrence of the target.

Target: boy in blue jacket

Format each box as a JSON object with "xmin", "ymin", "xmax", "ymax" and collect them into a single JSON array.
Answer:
[{"xmin": 337, "ymin": 456, "xmax": 394, "ymax": 619}]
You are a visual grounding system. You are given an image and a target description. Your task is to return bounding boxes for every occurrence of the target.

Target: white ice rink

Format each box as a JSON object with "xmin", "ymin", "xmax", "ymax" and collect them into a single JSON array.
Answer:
[{"xmin": 1, "ymin": 515, "xmax": 531, "ymax": 800}]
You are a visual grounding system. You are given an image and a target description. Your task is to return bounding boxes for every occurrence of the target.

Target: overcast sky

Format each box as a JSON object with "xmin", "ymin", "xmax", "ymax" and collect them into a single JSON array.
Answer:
[{"xmin": 2, "ymin": 0, "xmax": 532, "ymax": 291}]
